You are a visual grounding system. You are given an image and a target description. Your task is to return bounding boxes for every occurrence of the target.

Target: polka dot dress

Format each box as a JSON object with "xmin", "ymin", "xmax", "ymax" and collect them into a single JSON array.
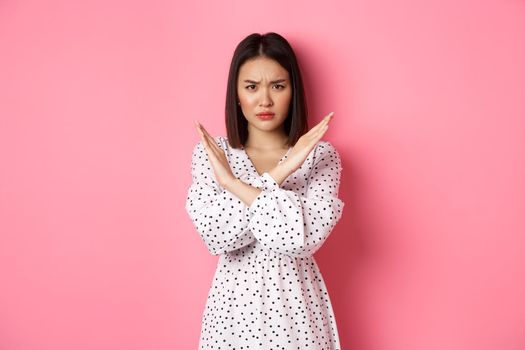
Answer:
[{"xmin": 185, "ymin": 136, "xmax": 345, "ymax": 349}]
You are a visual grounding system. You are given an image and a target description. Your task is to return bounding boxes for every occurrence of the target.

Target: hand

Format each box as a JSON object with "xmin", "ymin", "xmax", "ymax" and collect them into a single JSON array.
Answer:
[
  {"xmin": 282, "ymin": 111, "xmax": 334, "ymax": 172},
  {"xmin": 194, "ymin": 121, "xmax": 237, "ymax": 188}
]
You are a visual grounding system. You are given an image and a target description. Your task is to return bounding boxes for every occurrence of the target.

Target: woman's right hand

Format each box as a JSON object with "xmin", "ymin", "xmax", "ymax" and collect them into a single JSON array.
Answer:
[
  {"xmin": 282, "ymin": 111, "xmax": 334, "ymax": 172},
  {"xmin": 194, "ymin": 121, "xmax": 237, "ymax": 188}
]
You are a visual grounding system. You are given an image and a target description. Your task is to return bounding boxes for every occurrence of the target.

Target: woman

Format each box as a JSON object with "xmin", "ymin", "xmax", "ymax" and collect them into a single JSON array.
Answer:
[{"xmin": 185, "ymin": 32, "xmax": 345, "ymax": 349}]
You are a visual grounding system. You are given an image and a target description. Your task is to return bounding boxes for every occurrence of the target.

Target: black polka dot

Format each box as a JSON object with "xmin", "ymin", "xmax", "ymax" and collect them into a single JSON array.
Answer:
[{"xmin": 185, "ymin": 136, "xmax": 345, "ymax": 349}]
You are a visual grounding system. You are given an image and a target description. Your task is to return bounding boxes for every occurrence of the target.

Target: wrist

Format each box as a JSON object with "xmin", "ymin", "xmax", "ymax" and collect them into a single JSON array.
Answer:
[
  {"xmin": 277, "ymin": 159, "xmax": 295, "ymax": 174},
  {"xmin": 222, "ymin": 176, "xmax": 240, "ymax": 191},
  {"xmin": 267, "ymin": 163, "xmax": 293, "ymax": 187}
]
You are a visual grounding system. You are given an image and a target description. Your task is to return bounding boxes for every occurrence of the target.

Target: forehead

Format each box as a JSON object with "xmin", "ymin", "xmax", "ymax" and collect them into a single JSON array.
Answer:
[{"xmin": 238, "ymin": 57, "xmax": 289, "ymax": 79}]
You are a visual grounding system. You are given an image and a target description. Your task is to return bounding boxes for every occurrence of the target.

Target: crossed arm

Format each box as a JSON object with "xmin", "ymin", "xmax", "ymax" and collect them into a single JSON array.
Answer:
[{"xmin": 185, "ymin": 140, "xmax": 345, "ymax": 257}]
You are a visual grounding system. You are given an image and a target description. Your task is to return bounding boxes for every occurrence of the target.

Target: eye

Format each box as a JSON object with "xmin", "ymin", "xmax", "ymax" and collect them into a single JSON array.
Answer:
[
  {"xmin": 274, "ymin": 84, "xmax": 285, "ymax": 89},
  {"xmin": 245, "ymin": 85, "xmax": 256, "ymax": 90}
]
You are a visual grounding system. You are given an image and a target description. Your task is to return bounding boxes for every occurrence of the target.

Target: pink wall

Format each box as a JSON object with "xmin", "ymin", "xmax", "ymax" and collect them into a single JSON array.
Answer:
[{"xmin": 1, "ymin": 0, "xmax": 524, "ymax": 349}]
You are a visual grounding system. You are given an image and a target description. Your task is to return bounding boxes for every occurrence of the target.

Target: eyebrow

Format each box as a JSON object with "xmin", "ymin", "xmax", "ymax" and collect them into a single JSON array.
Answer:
[{"xmin": 242, "ymin": 79, "xmax": 287, "ymax": 84}]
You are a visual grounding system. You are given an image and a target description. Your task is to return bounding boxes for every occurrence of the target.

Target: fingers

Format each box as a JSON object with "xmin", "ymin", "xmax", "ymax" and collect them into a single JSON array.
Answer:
[
  {"xmin": 306, "ymin": 112, "xmax": 334, "ymax": 135},
  {"xmin": 199, "ymin": 124, "xmax": 222, "ymax": 155},
  {"xmin": 311, "ymin": 121, "xmax": 329, "ymax": 144},
  {"xmin": 195, "ymin": 121, "xmax": 212, "ymax": 152},
  {"xmin": 320, "ymin": 111, "xmax": 334, "ymax": 127},
  {"xmin": 195, "ymin": 121, "xmax": 221, "ymax": 156},
  {"xmin": 195, "ymin": 121, "xmax": 205, "ymax": 139},
  {"xmin": 309, "ymin": 112, "xmax": 333, "ymax": 143},
  {"xmin": 195, "ymin": 121, "xmax": 211, "ymax": 150},
  {"xmin": 305, "ymin": 112, "xmax": 333, "ymax": 140}
]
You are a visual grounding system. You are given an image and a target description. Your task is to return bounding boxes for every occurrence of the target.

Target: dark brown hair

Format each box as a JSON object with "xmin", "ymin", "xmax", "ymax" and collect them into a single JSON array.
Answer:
[{"xmin": 225, "ymin": 32, "xmax": 309, "ymax": 149}]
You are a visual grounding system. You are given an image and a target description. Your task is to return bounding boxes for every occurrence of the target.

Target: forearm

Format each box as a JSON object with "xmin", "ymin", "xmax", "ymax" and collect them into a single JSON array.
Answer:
[
  {"xmin": 223, "ymin": 162, "xmax": 294, "ymax": 207},
  {"xmin": 267, "ymin": 161, "xmax": 294, "ymax": 187},
  {"xmin": 222, "ymin": 178, "xmax": 262, "ymax": 207}
]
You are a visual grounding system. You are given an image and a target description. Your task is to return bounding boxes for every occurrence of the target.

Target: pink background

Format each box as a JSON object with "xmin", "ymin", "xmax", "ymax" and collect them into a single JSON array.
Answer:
[{"xmin": 1, "ymin": 0, "xmax": 525, "ymax": 349}]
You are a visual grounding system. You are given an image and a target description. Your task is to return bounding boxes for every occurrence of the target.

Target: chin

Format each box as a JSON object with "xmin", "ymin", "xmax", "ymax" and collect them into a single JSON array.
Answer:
[{"xmin": 249, "ymin": 121, "xmax": 279, "ymax": 131}]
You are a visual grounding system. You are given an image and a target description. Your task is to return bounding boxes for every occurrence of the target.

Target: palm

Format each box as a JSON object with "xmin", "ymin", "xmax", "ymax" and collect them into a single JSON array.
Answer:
[
  {"xmin": 194, "ymin": 122, "xmax": 236, "ymax": 188},
  {"xmin": 284, "ymin": 112, "xmax": 334, "ymax": 171}
]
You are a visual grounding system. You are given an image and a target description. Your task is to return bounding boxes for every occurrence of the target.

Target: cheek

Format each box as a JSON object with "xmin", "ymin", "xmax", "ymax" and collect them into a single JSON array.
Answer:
[
  {"xmin": 277, "ymin": 91, "xmax": 292, "ymax": 107},
  {"xmin": 238, "ymin": 94, "xmax": 256, "ymax": 106},
  {"xmin": 278, "ymin": 88, "xmax": 292, "ymax": 101}
]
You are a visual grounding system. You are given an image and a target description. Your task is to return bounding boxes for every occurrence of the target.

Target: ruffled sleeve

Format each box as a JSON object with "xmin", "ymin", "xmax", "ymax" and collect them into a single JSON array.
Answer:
[
  {"xmin": 185, "ymin": 140, "xmax": 256, "ymax": 255},
  {"xmin": 246, "ymin": 141, "xmax": 345, "ymax": 258}
]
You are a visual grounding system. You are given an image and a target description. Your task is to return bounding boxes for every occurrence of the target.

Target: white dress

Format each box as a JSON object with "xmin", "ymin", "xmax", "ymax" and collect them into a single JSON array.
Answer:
[{"xmin": 185, "ymin": 136, "xmax": 345, "ymax": 350}]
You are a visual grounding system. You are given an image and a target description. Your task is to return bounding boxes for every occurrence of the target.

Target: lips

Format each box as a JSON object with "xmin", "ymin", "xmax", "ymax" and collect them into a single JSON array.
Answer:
[{"xmin": 256, "ymin": 113, "xmax": 275, "ymax": 120}]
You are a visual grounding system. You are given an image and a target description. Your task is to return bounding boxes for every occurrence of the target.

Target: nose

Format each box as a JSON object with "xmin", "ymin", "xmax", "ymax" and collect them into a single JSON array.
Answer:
[{"xmin": 259, "ymin": 87, "xmax": 273, "ymax": 107}]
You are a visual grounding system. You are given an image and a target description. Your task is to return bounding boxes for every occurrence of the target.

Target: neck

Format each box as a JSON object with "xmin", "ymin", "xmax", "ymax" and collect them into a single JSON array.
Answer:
[{"xmin": 245, "ymin": 125, "xmax": 289, "ymax": 150}]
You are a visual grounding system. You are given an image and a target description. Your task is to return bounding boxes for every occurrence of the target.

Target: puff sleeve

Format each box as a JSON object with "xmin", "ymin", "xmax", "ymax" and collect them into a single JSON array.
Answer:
[
  {"xmin": 246, "ymin": 141, "xmax": 345, "ymax": 258},
  {"xmin": 185, "ymin": 140, "xmax": 256, "ymax": 255}
]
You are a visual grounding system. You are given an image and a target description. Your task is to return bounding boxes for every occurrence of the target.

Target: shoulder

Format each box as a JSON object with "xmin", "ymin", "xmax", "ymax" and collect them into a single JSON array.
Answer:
[
  {"xmin": 315, "ymin": 140, "xmax": 338, "ymax": 153},
  {"xmin": 191, "ymin": 135, "xmax": 229, "ymax": 154},
  {"xmin": 312, "ymin": 140, "xmax": 341, "ymax": 163}
]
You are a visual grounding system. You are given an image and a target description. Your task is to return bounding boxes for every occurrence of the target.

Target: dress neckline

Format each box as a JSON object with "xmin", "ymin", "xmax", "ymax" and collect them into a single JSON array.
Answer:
[{"xmin": 241, "ymin": 145, "xmax": 292, "ymax": 177}]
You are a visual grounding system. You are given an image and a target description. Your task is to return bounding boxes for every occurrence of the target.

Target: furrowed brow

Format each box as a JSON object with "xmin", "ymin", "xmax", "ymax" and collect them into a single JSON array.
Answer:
[{"xmin": 243, "ymin": 79, "xmax": 287, "ymax": 84}]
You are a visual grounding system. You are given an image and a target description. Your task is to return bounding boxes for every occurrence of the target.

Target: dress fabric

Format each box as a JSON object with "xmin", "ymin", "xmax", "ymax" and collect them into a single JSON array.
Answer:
[{"xmin": 185, "ymin": 136, "xmax": 345, "ymax": 350}]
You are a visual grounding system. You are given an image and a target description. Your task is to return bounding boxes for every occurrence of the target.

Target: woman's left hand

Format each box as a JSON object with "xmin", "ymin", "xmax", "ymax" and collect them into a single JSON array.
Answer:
[{"xmin": 194, "ymin": 121, "xmax": 237, "ymax": 188}]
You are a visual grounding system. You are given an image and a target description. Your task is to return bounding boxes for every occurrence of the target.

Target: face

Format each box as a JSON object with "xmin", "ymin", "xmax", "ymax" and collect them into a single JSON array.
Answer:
[{"xmin": 237, "ymin": 56, "xmax": 292, "ymax": 133}]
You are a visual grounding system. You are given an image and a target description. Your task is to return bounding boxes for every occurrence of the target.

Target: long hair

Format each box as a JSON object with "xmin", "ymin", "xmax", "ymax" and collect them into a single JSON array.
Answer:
[{"xmin": 225, "ymin": 32, "xmax": 309, "ymax": 149}]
